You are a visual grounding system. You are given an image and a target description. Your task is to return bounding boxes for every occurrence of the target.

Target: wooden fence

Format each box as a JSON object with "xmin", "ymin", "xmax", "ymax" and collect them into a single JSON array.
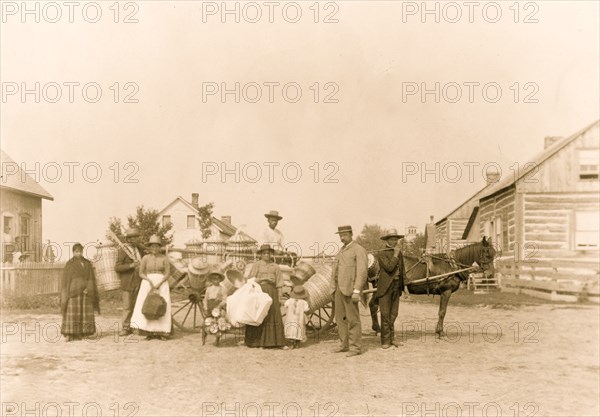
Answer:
[
  {"xmin": 496, "ymin": 257, "xmax": 600, "ymax": 302},
  {"xmin": 1, "ymin": 262, "xmax": 64, "ymax": 297}
]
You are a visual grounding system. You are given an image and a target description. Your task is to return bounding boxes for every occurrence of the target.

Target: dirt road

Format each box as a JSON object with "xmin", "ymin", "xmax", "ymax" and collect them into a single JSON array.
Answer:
[{"xmin": 1, "ymin": 296, "xmax": 598, "ymax": 417}]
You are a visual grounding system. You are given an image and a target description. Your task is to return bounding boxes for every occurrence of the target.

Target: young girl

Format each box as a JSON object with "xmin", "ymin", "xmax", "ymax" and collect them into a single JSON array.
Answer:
[
  {"xmin": 203, "ymin": 269, "xmax": 227, "ymax": 315},
  {"xmin": 284, "ymin": 286, "xmax": 310, "ymax": 349},
  {"xmin": 203, "ymin": 269, "xmax": 231, "ymax": 339}
]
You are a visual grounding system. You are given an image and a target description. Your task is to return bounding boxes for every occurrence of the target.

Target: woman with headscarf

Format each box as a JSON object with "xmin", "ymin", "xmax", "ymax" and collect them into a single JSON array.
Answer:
[
  {"xmin": 60, "ymin": 243, "xmax": 100, "ymax": 341},
  {"xmin": 245, "ymin": 244, "xmax": 286, "ymax": 349},
  {"xmin": 130, "ymin": 235, "xmax": 172, "ymax": 340}
]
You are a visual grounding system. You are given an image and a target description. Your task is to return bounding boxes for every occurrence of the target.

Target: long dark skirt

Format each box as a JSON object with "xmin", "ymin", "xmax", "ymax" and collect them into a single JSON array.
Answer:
[
  {"xmin": 245, "ymin": 282, "xmax": 285, "ymax": 348},
  {"xmin": 61, "ymin": 294, "xmax": 96, "ymax": 337}
]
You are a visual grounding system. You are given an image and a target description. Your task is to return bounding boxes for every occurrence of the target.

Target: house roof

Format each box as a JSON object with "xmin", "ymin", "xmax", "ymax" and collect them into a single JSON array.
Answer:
[
  {"xmin": 0, "ymin": 150, "xmax": 54, "ymax": 200},
  {"xmin": 436, "ymin": 119, "xmax": 600, "ymax": 223},
  {"xmin": 480, "ymin": 119, "xmax": 600, "ymax": 202},
  {"xmin": 158, "ymin": 195, "xmax": 255, "ymax": 241}
]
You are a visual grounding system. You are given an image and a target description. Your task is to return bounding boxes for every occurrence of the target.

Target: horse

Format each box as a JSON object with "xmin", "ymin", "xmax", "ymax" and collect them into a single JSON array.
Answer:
[{"xmin": 369, "ymin": 237, "xmax": 495, "ymax": 337}]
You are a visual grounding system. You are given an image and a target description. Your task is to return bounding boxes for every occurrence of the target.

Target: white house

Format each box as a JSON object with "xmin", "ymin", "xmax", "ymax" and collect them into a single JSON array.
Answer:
[{"xmin": 158, "ymin": 193, "xmax": 256, "ymax": 249}]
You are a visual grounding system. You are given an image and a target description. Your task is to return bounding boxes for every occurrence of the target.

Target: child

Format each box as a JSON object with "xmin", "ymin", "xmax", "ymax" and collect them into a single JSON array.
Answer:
[
  {"xmin": 203, "ymin": 269, "xmax": 231, "ymax": 340},
  {"xmin": 284, "ymin": 286, "xmax": 310, "ymax": 349},
  {"xmin": 203, "ymin": 269, "xmax": 227, "ymax": 315}
]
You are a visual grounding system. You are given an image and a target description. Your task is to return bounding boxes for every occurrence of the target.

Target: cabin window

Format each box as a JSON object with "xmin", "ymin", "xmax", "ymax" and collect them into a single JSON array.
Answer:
[
  {"xmin": 187, "ymin": 215, "xmax": 196, "ymax": 229},
  {"xmin": 578, "ymin": 149, "xmax": 599, "ymax": 180},
  {"xmin": 162, "ymin": 215, "xmax": 172, "ymax": 227},
  {"xmin": 575, "ymin": 211, "xmax": 599, "ymax": 250},
  {"xmin": 19, "ymin": 215, "xmax": 30, "ymax": 252}
]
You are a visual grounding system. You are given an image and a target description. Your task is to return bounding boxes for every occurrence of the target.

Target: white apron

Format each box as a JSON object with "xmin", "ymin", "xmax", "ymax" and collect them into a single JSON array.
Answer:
[{"xmin": 131, "ymin": 273, "xmax": 172, "ymax": 334}]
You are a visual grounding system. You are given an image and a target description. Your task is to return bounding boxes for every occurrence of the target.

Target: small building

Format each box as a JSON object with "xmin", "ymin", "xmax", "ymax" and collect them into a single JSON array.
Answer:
[
  {"xmin": 433, "ymin": 120, "xmax": 600, "ymax": 300},
  {"xmin": 158, "ymin": 193, "xmax": 256, "ymax": 250},
  {"xmin": 475, "ymin": 120, "xmax": 599, "ymax": 260},
  {"xmin": 1, "ymin": 150, "xmax": 54, "ymax": 262}
]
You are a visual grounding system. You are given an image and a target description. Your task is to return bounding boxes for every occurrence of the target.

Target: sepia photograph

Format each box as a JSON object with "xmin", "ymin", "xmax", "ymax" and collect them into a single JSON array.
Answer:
[{"xmin": 1, "ymin": 1, "xmax": 599, "ymax": 416}]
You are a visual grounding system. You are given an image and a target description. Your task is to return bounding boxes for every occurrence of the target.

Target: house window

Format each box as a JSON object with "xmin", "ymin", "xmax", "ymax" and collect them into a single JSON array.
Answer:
[
  {"xmin": 579, "ymin": 149, "xmax": 599, "ymax": 180},
  {"xmin": 187, "ymin": 215, "xmax": 196, "ymax": 229},
  {"xmin": 162, "ymin": 215, "xmax": 172, "ymax": 227},
  {"xmin": 19, "ymin": 215, "xmax": 30, "ymax": 252},
  {"xmin": 3, "ymin": 216, "xmax": 14, "ymax": 243},
  {"xmin": 575, "ymin": 211, "xmax": 599, "ymax": 250}
]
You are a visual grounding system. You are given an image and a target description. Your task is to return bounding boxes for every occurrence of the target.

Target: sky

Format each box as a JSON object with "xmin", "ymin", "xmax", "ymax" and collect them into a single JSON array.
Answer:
[{"xmin": 1, "ymin": 0, "xmax": 599, "ymax": 259}]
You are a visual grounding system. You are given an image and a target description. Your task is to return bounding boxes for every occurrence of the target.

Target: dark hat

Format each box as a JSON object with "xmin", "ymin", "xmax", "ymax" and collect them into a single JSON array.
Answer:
[
  {"xmin": 335, "ymin": 225, "xmax": 353, "ymax": 234},
  {"xmin": 257, "ymin": 244, "xmax": 275, "ymax": 254},
  {"xmin": 290, "ymin": 285, "xmax": 308, "ymax": 300},
  {"xmin": 125, "ymin": 228, "xmax": 140, "ymax": 237},
  {"xmin": 264, "ymin": 210, "xmax": 283, "ymax": 220},
  {"xmin": 380, "ymin": 228, "xmax": 404, "ymax": 240},
  {"xmin": 147, "ymin": 235, "xmax": 162, "ymax": 246}
]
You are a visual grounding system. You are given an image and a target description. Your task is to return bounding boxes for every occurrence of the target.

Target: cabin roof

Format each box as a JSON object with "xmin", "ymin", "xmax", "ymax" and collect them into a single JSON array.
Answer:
[
  {"xmin": 0, "ymin": 150, "xmax": 54, "ymax": 201},
  {"xmin": 480, "ymin": 119, "xmax": 600, "ymax": 202}
]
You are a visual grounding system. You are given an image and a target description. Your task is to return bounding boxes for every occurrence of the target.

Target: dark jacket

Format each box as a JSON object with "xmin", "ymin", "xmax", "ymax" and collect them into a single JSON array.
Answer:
[
  {"xmin": 375, "ymin": 247, "xmax": 406, "ymax": 298},
  {"xmin": 60, "ymin": 256, "xmax": 100, "ymax": 313},
  {"xmin": 115, "ymin": 245, "xmax": 144, "ymax": 292}
]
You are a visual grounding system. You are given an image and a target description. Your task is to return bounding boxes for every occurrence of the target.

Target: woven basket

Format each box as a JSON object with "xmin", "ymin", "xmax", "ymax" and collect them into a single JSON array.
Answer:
[
  {"xmin": 304, "ymin": 263, "xmax": 333, "ymax": 312},
  {"xmin": 92, "ymin": 244, "xmax": 120, "ymax": 292}
]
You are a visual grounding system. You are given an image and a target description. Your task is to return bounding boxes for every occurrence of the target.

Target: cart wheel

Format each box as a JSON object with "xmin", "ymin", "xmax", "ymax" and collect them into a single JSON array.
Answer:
[
  {"xmin": 306, "ymin": 301, "xmax": 335, "ymax": 331},
  {"xmin": 172, "ymin": 291, "xmax": 204, "ymax": 333}
]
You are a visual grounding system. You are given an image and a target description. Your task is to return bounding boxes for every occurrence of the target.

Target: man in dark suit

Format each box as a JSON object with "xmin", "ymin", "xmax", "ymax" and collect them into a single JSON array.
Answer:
[
  {"xmin": 330, "ymin": 225, "xmax": 368, "ymax": 357},
  {"xmin": 114, "ymin": 228, "xmax": 143, "ymax": 336},
  {"xmin": 376, "ymin": 228, "xmax": 408, "ymax": 349}
]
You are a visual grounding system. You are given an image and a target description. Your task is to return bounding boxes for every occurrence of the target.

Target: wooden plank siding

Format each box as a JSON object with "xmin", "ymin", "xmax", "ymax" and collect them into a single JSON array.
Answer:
[
  {"xmin": 1, "ymin": 189, "xmax": 44, "ymax": 261},
  {"xmin": 479, "ymin": 186, "xmax": 516, "ymax": 254},
  {"xmin": 523, "ymin": 193, "xmax": 600, "ymax": 256}
]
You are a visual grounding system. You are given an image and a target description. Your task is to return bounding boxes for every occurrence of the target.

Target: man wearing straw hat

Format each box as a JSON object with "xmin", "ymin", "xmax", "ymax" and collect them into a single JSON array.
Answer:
[
  {"xmin": 115, "ymin": 228, "xmax": 144, "ymax": 336},
  {"xmin": 260, "ymin": 210, "xmax": 285, "ymax": 252},
  {"xmin": 376, "ymin": 228, "xmax": 408, "ymax": 349},
  {"xmin": 330, "ymin": 225, "xmax": 368, "ymax": 357}
]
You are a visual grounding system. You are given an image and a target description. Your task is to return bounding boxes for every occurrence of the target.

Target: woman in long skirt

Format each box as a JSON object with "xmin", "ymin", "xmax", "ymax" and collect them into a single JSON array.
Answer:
[
  {"xmin": 245, "ymin": 244, "xmax": 286, "ymax": 348},
  {"xmin": 130, "ymin": 235, "xmax": 172, "ymax": 340},
  {"xmin": 61, "ymin": 243, "xmax": 100, "ymax": 341}
]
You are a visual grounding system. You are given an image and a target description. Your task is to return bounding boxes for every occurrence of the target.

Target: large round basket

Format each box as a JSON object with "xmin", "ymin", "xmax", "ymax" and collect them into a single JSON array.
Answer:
[
  {"xmin": 367, "ymin": 253, "xmax": 380, "ymax": 281},
  {"xmin": 92, "ymin": 244, "xmax": 120, "ymax": 292},
  {"xmin": 304, "ymin": 263, "xmax": 333, "ymax": 312}
]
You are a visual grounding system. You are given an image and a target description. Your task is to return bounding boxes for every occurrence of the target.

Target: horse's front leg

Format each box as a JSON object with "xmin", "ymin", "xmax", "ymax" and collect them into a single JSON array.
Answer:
[{"xmin": 436, "ymin": 289, "xmax": 452, "ymax": 338}]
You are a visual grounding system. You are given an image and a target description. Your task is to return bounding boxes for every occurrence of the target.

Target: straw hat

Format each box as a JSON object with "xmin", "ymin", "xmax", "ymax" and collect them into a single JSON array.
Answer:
[
  {"xmin": 380, "ymin": 228, "xmax": 404, "ymax": 240},
  {"xmin": 335, "ymin": 225, "xmax": 353, "ymax": 234},
  {"xmin": 125, "ymin": 228, "xmax": 140, "ymax": 237},
  {"xmin": 290, "ymin": 285, "xmax": 308, "ymax": 300},
  {"xmin": 147, "ymin": 235, "xmax": 162, "ymax": 246},
  {"xmin": 257, "ymin": 244, "xmax": 275, "ymax": 254},
  {"xmin": 290, "ymin": 261, "xmax": 316, "ymax": 286},
  {"xmin": 188, "ymin": 257, "xmax": 210, "ymax": 275},
  {"xmin": 264, "ymin": 210, "xmax": 283, "ymax": 220}
]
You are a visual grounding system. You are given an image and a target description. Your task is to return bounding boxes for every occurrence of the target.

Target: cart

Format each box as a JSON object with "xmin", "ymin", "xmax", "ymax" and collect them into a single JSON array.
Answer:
[{"xmin": 168, "ymin": 252, "xmax": 339, "ymax": 342}]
